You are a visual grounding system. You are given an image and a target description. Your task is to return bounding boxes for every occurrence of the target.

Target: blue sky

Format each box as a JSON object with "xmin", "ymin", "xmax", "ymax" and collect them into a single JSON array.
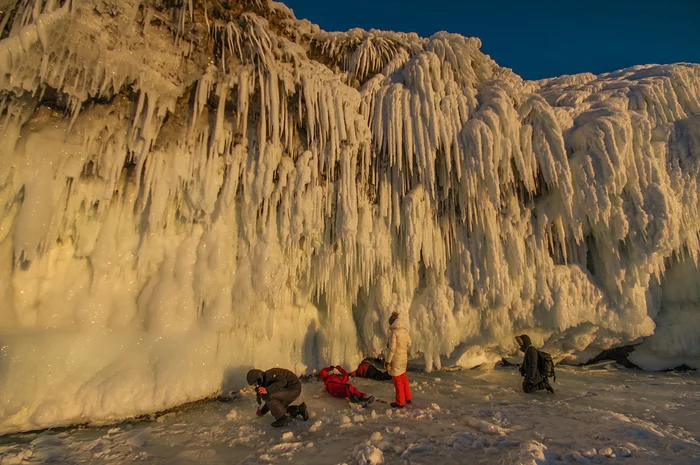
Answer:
[{"xmin": 283, "ymin": 0, "xmax": 700, "ymax": 80}]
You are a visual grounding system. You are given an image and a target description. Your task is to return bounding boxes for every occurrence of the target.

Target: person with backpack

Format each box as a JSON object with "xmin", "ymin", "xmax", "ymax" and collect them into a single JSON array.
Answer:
[
  {"xmin": 386, "ymin": 311, "xmax": 413, "ymax": 408},
  {"xmin": 515, "ymin": 334, "xmax": 555, "ymax": 394},
  {"xmin": 247, "ymin": 368, "xmax": 310, "ymax": 427},
  {"xmin": 320, "ymin": 365, "xmax": 375, "ymax": 404},
  {"xmin": 349, "ymin": 357, "xmax": 392, "ymax": 381}
]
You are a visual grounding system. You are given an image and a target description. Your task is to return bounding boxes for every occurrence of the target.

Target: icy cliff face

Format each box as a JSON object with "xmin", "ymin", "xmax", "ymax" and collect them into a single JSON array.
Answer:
[{"xmin": 0, "ymin": 0, "xmax": 699, "ymax": 433}]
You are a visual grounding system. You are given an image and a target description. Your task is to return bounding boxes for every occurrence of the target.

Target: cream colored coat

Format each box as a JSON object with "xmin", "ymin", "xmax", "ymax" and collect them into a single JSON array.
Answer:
[{"xmin": 386, "ymin": 316, "xmax": 412, "ymax": 376}]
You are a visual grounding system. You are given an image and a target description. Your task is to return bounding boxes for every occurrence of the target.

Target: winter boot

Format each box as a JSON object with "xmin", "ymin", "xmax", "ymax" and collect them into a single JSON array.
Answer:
[
  {"xmin": 361, "ymin": 396, "xmax": 374, "ymax": 405},
  {"xmin": 406, "ymin": 400, "xmax": 412, "ymax": 405},
  {"xmin": 390, "ymin": 402, "xmax": 404, "ymax": 409},
  {"xmin": 299, "ymin": 402, "xmax": 309, "ymax": 421},
  {"xmin": 271, "ymin": 415, "xmax": 292, "ymax": 427}
]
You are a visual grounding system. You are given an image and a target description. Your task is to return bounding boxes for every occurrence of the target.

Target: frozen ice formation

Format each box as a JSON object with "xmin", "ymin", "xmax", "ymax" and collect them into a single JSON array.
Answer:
[{"xmin": 0, "ymin": 0, "xmax": 699, "ymax": 433}]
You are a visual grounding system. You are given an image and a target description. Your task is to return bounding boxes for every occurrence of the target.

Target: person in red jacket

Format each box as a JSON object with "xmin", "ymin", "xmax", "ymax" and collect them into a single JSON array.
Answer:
[
  {"xmin": 349, "ymin": 357, "xmax": 392, "ymax": 381},
  {"xmin": 320, "ymin": 365, "xmax": 374, "ymax": 404}
]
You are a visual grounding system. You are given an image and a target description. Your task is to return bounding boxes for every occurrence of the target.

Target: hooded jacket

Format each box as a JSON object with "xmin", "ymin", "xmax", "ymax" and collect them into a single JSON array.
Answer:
[
  {"xmin": 517, "ymin": 334, "xmax": 543, "ymax": 385},
  {"xmin": 387, "ymin": 316, "xmax": 411, "ymax": 376},
  {"xmin": 247, "ymin": 368, "xmax": 302, "ymax": 403}
]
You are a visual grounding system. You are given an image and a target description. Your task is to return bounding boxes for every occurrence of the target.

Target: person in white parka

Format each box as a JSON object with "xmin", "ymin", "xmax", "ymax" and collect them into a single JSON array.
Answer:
[{"xmin": 385, "ymin": 311, "xmax": 412, "ymax": 408}]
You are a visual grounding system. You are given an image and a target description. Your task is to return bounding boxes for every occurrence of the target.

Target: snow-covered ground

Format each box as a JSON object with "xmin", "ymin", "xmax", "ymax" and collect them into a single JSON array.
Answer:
[{"xmin": 1, "ymin": 364, "xmax": 698, "ymax": 465}]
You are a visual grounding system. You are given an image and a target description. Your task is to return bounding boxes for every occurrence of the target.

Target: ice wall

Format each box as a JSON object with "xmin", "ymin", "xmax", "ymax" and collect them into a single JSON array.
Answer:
[{"xmin": 1, "ymin": 0, "xmax": 700, "ymax": 433}]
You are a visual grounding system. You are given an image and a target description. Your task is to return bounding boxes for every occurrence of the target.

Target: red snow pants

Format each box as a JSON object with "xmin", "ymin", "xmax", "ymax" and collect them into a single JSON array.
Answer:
[
  {"xmin": 392, "ymin": 373, "xmax": 412, "ymax": 406},
  {"xmin": 326, "ymin": 380, "xmax": 364, "ymax": 399}
]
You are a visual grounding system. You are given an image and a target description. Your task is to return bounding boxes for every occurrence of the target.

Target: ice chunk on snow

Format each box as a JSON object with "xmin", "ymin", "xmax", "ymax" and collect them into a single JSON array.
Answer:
[
  {"xmin": 562, "ymin": 451, "xmax": 587, "ymax": 463},
  {"xmin": 1, "ymin": 450, "xmax": 34, "ymax": 464},
  {"xmin": 446, "ymin": 432, "xmax": 475, "ymax": 448},
  {"xmin": 352, "ymin": 443, "xmax": 384, "ymax": 465},
  {"xmin": 466, "ymin": 417, "xmax": 508, "ymax": 435},
  {"xmin": 281, "ymin": 432, "xmax": 295, "ymax": 442},
  {"xmin": 119, "ymin": 428, "xmax": 151, "ymax": 448},
  {"xmin": 309, "ymin": 421, "xmax": 323, "ymax": 433},
  {"xmin": 519, "ymin": 440, "xmax": 547, "ymax": 465},
  {"xmin": 402, "ymin": 440, "xmax": 431, "ymax": 455}
]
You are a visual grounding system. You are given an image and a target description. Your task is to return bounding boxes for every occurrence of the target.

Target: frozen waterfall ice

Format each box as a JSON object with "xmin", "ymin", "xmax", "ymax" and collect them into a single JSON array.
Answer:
[{"xmin": 0, "ymin": 0, "xmax": 699, "ymax": 433}]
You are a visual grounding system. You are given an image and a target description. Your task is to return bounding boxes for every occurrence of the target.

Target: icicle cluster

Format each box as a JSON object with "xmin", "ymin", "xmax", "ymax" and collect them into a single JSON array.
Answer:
[{"xmin": 1, "ymin": 0, "xmax": 700, "ymax": 433}]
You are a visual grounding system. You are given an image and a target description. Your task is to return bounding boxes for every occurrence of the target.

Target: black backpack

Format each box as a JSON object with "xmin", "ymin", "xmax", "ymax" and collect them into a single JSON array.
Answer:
[{"xmin": 538, "ymin": 350, "xmax": 556, "ymax": 382}]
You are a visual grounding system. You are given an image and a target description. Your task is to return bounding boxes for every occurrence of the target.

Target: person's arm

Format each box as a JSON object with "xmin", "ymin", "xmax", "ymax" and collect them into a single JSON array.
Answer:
[
  {"xmin": 336, "ymin": 365, "xmax": 349, "ymax": 383},
  {"xmin": 261, "ymin": 372, "xmax": 288, "ymax": 397},
  {"xmin": 387, "ymin": 331, "xmax": 397, "ymax": 364},
  {"xmin": 320, "ymin": 367, "xmax": 331, "ymax": 380}
]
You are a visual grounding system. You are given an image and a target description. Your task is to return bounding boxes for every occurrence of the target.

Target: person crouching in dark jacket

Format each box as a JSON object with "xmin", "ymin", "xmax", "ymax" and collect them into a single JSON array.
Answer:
[
  {"xmin": 246, "ymin": 368, "xmax": 310, "ymax": 427},
  {"xmin": 516, "ymin": 335, "xmax": 554, "ymax": 394},
  {"xmin": 349, "ymin": 358, "xmax": 392, "ymax": 381}
]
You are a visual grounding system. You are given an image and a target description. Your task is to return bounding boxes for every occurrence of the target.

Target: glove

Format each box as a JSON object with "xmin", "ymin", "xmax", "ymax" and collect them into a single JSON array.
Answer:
[
  {"xmin": 257, "ymin": 386, "xmax": 268, "ymax": 395},
  {"xmin": 335, "ymin": 365, "xmax": 342, "ymax": 371}
]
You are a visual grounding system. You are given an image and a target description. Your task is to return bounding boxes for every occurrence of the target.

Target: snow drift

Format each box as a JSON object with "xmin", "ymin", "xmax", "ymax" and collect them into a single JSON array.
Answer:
[{"xmin": 0, "ymin": 0, "xmax": 699, "ymax": 433}]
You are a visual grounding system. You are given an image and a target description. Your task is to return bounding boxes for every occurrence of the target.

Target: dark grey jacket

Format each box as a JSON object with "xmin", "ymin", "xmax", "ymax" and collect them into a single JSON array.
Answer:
[
  {"xmin": 518, "ymin": 335, "xmax": 544, "ymax": 385},
  {"xmin": 250, "ymin": 368, "xmax": 302, "ymax": 403}
]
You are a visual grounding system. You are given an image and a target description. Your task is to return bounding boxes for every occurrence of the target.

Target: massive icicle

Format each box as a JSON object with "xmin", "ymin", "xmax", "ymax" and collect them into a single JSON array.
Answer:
[{"xmin": 0, "ymin": 0, "xmax": 700, "ymax": 434}]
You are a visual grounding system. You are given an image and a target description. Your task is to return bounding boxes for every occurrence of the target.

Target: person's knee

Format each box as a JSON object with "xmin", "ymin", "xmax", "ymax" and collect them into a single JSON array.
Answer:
[{"xmin": 266, "ymin": 401, "xmax": 286, "ymax": 419}]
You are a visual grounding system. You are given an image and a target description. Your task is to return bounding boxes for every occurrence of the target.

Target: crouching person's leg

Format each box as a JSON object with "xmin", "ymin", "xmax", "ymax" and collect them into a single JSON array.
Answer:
[
  {"xmin": 267, "ymin": 387, "xmax": 307, "ymax": 426},
  {"xmin": 265, "ymin": 399, "xmax": 290, "ymax": 427}
]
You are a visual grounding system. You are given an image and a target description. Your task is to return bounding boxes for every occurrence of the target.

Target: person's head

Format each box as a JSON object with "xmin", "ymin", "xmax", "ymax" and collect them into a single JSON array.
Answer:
[
  {"xmin": 321, "ymin": 366, "xmax": 339, "ymax": 381},
  {"xmin": 389, "ymin": 311, "xmax": 400, "ymax": 326},
  {"xmin": 246, "ymin": 369, "xmax": 264, "ymax": 386},
  {"xmin": 515, "ymin": 334, "xmax": 532, "ymax": 352}
]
